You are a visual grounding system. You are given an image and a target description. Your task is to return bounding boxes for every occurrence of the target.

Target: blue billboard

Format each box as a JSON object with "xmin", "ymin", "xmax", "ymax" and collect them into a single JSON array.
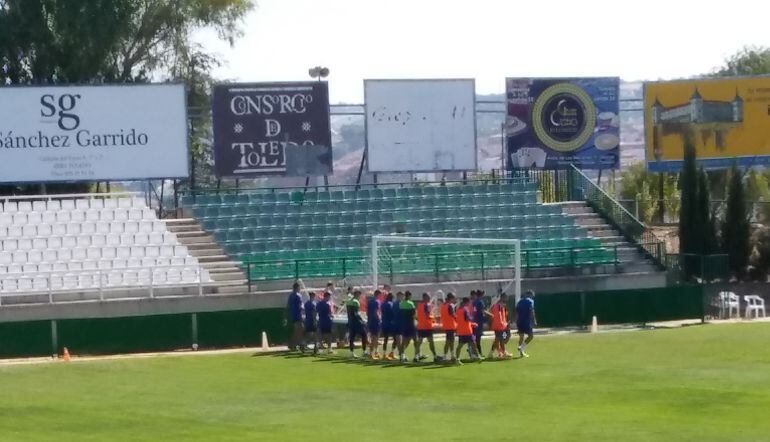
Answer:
[{"xmin": 506, "ymin": 77, "xmax": 620, "ymax": 170}]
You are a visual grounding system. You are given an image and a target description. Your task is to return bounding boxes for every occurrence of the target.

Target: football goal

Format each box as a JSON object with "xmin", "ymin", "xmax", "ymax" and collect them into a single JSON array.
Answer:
[{"xmin": 370, "ymin": 235, "xmax": 522, "ymax": 301}]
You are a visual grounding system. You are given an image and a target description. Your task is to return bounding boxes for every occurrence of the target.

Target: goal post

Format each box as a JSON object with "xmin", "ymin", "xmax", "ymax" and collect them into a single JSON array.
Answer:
[{"xmin": 370, "ymin": 235, "xmax": 522, "ymax": 301}]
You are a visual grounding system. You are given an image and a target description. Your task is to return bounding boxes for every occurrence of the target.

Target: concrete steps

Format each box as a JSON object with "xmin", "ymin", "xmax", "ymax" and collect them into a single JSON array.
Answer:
[
  {"xmin": 559, "ymin": 201, "xmax": 664, "ymax": 275},
  {"xmin": 166, "ymin": 219, "xmax": 251, "ymax": 294}
]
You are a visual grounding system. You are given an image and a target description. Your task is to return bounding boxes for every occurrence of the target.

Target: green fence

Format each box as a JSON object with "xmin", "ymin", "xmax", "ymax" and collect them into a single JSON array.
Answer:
[
  {"xmin": 666, "ymin": 254, "xmax": 729, "ymax": 282},
  {"xmin": 244, "ymin": 245, "xmax": 619, "ymax": 287},
  {"xmin": 0, "ymin": 308, "xmax": 287, "ymax": 358},
  {"xmin": 534, "ymin": 285, "xmax": 704, "ymax": 327}
]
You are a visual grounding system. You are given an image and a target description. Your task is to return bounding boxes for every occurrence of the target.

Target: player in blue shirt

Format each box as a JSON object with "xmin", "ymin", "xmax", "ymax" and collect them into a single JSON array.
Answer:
[
  {"xmin": 303, "ymin": 292, "xmax": 318, "ymax": 355},
  {"xmin": 285, "ymin": 282, "xmax": 304, "ymax": 352},
  {"xmin": 471, "ymin": 290, "xmax": 490, "ymax": 357},
  {"xmin": 515, "ymin": 290, "xmax": 537, "ymax": 358},
  {"xmin": 317, "ymin": 291, "xmax": 335, "ymax": 354},
  {"xmin": 367, "ymin": 290, "xmax": 383, "ymax": 359},
  {"xmin": 381, "ymin": 292, "xmax": 396, "ymax": 360}
]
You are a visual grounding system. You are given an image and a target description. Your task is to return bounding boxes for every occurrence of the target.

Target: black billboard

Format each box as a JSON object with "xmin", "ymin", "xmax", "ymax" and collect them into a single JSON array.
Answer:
[{"xmin": 211, "ymin": 82, "xmax": 332, "ymax": 177}]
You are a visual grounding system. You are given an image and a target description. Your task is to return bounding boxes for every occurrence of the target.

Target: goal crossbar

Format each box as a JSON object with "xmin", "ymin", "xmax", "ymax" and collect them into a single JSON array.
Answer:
[{"xmin": 370, "ymin": 235, "xmax": 521, "ymax": 299}]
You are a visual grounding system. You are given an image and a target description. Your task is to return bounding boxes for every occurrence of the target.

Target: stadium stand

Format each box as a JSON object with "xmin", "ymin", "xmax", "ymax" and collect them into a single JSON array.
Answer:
[
  {"xmin": 0, "ymin": 193, "xmax": 212, "ymax": 305},
  {"xmin": 181, "ymin": 179, "xmax": 620, "ymax": 283}
]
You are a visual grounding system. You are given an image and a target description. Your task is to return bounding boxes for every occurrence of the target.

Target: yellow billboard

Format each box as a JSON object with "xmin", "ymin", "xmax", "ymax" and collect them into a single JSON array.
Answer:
[{"xmin": 644, "ymin": 76, "xmax": 770, "ymax": 171}]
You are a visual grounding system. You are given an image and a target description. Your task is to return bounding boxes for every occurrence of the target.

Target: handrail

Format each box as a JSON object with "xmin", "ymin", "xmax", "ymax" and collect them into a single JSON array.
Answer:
[
  {"xmin": 570, "ymin": 165, "xmax": 645, "ymax": 226},
  {"xmin": 241, "ymin": 244, "xmax": 615, "ymax": 265},
  {"xmin": 243, "ymin": 244, "xmax": 620, "ymax": 289},
  {"xmin": 0, "ymin": 263, "xmax": 215, "ymax": 306},
  {"xmin": 179, "ymin": 176, "xmax": 537, "ymax": 198},
  {"xmin": 569, "ymin": 164, "xmax": 667, "ymax": 269},
  {"xmin": 0, "ymin": 192, "xmax": 141, "ymax": 202}
]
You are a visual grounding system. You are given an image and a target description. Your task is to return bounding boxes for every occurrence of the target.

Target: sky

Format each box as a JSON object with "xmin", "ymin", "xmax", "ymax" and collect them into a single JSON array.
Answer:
[{"xmin": 197, "ymin": 0, "xmax": 770, "ymax": 104}]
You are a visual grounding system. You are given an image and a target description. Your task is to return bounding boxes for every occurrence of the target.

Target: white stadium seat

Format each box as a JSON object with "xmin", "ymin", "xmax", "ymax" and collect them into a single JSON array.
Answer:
[
  {"xmin": 38, "ymin": 224, "xmax": 52, "ymax": 236},
  {"xmin": 56, "ymin": 211, "xmax": 71, "ymax": 223},
  {"xmin": 22, "ymin": 225, "xmax": 37, "ymax": 237},
  {"xmin": 48, "ymin": 236, "xmax": 63, "ymax": 249},
  {"xmin": 27, "ymin": 212, "xmax": 42, "ymax": 224},
  {"xmin": 0, "ymin": 194, "xmax": 208, "ymax": 299}
]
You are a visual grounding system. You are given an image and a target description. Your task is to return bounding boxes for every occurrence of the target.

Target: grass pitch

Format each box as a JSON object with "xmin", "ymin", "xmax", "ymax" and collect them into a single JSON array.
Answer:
[{"xmin": 1, "ymin": 323, "xmax": 770, "ymax": 441}]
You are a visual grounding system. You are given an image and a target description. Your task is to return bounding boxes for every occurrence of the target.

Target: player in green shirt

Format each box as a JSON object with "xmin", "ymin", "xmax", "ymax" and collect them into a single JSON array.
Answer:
[{"xmin": 345, "ymin": 290, "xmax": 368, "ymax": 359}]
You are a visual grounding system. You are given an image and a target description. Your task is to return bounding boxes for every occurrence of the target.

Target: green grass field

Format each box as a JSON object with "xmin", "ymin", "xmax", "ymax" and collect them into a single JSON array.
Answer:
[{"xmin": 2, "ymin": 323, "xmax": 770, "ymax": 441}]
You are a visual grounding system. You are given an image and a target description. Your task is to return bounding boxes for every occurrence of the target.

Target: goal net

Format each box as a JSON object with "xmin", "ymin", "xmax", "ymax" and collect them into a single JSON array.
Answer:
[{"xmin": 369, "ymin": 235, "xmax": 522, "ymax": 302}]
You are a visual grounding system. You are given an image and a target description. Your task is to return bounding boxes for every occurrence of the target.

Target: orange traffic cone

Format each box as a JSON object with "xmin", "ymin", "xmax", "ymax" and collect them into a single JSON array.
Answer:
[{"xmin": 62, "ymin": 347, "xmax": 71, "ymax": 362}]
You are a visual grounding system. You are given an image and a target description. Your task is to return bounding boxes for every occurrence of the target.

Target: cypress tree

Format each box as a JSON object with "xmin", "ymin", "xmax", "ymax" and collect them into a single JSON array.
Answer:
[
  {"xmin": 722, "ymin": 165, "xmax": 750, "ymax": 276},
  {"xmin": 697, "ymin": 168, "xmax": 717, "ymax": 255},
  {"xmin": 678, "ymin": 137, "xmax": 698, "ymax": 256}
]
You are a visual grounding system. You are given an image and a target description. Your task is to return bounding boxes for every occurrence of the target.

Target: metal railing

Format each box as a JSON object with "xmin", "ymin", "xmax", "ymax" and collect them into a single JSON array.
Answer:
[
  {"xmin": 243, "ymin": 245, "xmax": 619, "ymax": 289},
  {"xmin": 569, "ymin": 165, "xmax": 667, "ymax": 269},
  {"xmin": 179, "ymin": 175, "xmax": 536, "ymax": 201},
  {"xmin": 0, "ymin": 264, "xmax": 215, "ymax": 306}
]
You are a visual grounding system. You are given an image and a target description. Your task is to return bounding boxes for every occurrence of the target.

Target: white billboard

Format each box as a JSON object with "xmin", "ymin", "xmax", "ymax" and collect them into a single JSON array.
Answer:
[
  {"xmin": 364, "ymin": 79, "xmax": 477, "ymax": 172},
  {"xmin": 0, "ymin": 84, "xmax": 188, "ymax": 183}
]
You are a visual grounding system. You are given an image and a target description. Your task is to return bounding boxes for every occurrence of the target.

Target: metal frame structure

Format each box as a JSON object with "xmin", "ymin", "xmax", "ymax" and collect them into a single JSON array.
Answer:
[{"xmin": 370, "ymin": 235, "xmax": 521, "ymax": 300}]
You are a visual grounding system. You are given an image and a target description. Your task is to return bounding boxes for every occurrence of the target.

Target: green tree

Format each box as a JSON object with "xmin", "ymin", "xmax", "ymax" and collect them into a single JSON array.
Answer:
[
  {"xmin": 620, "ymin": 162, "xmax": 679, "ymax": 223},
  {"xmin": 722, "ymin": 166, "xmax": 751, "ymax": 276},
  {"xmin": 696, "ymin": 168, "xmax": 717, "ymax": 254},
  {"xmin": 714, "ymin": 46, "xmax": 770, "ymax": 77},
  {"xmin": 0, "ymin": 0, "xmax": 252, "ymax": 194},
  {"xmin": 679, "ymin": 137, "xmax": 698, "ymax": 263}
]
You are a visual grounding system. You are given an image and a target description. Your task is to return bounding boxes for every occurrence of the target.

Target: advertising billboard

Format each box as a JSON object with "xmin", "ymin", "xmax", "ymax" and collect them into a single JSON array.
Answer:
[
  {"xmin": 211, "ymin": 82, "xmax": 332, "ymax": 177},
  {"xmin": 0, "ymin": 84, "xmax": 188, "ymax": 183},
  {"xmin": 644, "ymin": 76, "xmax": 770, "ymax": 171},
  {"xmin": 364, "ymin": 79, "xmax": 477, "ymax": 172},
  {"xmin": 506, "ymin": 77, "xmax": 620, "ymax": 170}
]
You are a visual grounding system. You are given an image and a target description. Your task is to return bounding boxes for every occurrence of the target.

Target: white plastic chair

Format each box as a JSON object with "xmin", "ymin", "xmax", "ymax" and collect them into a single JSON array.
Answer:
[
  {"xmin": 745, "ymin": 295, "xmax": 767, "ymax": 319},
  {"xmin": 3, "ymin": 201, "xmax": 18, "ymax": 213},
  {"xmin": 17, "ymin": 201, "xmax": 32, "ymax": 212},
  {"xmin": 47, "ymin": 200, "xmax": 61, "ymax": 211},
  {"xmin": 718, "ymin": 291, "xmax": 740, "ymax": 318},
  {"xmin": 60, "ymin": 199, "xmax": 75, "ymax": 210},
  {"xmin": 32, "ymin": 201, "xmax": 46, "ymax": 212},
  {"xmin": 56, "ymin": 211, "xmax": 71, "ymax": 223}
]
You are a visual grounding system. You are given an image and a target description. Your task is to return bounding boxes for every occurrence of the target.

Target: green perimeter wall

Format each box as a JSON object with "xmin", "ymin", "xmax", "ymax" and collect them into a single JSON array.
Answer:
[
  {"xmin": 0, "ymin": 286, "xmax": 703, "ymax": 358},
  {"xmin": 0, "ymin": 308, "xmax": 286, "ymax": 358},
  {"xmin": 533, "ymin": 285, "xmax": 703, "ymax": 327}
]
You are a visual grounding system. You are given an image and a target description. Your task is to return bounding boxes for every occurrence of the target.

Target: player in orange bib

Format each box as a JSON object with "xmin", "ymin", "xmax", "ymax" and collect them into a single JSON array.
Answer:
[
  {"xmin": 455, "ymin": 297, "xmax": 480, "ymax": 363},
  {"xmin": 415, "ymin": 292, "xmax": 439, "ymax": 362},
  {"xmin": 490, "ymin": 293, "xmax": 513, "ymax": 359},
  {"xmin": 440, "ymin": 293, "xmax": 458, "ymax": 363}
]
